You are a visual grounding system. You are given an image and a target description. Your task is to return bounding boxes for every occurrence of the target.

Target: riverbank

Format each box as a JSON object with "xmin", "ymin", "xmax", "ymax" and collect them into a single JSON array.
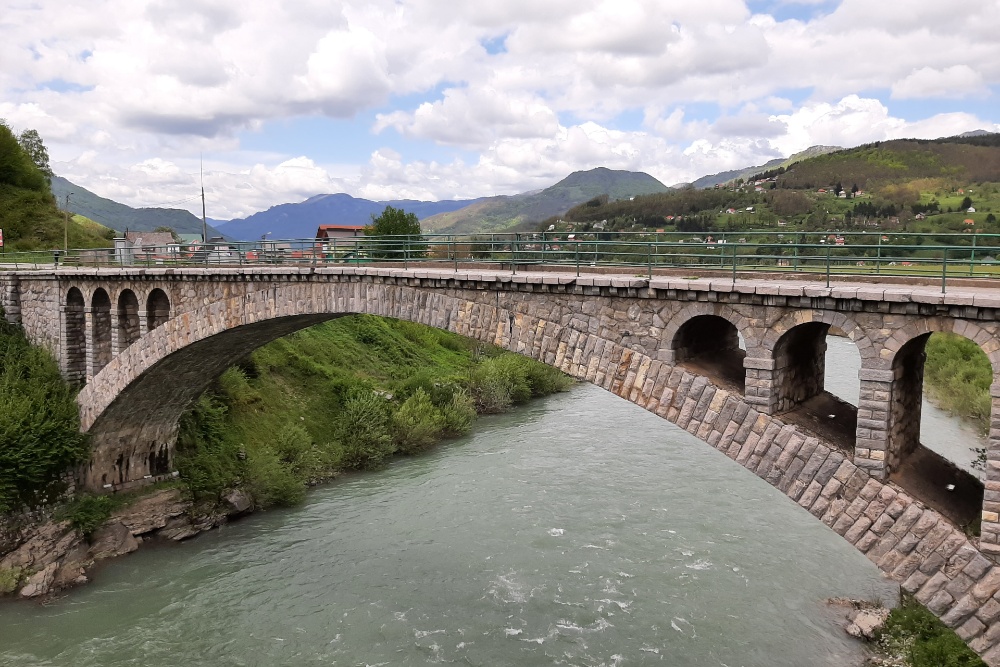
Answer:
[{"xmin": 0, "ymin": 315, "xmax": 572, "ymax": 599}]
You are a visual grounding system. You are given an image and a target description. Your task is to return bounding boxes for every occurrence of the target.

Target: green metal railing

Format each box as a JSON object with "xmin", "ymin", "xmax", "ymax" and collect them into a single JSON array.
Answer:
[{"xmin": 2, "ymin": 231, "xmax": 1000, "ymax": 293}]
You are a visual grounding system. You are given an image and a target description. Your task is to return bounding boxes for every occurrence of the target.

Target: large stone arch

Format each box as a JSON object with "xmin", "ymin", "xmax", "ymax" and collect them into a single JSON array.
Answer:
[{"xmin": 68, "ymin": 278, "xmax": 1000, "ymax": 662}]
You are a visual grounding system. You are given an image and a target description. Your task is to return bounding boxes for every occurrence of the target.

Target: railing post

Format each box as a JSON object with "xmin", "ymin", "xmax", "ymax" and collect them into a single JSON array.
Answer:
[
  {"xmin": 647, "ymin": 243, "xmax": 652, "ymax": 279},
  {"xmin": 876, "ymin": 234, "xmax": 882, "ymax": 274},
  {"xmin": 453, "ymin": 237, "xmax": 458, "ymax": 272},
  {"xmin": 971, "ymin": 232, "xmax": 977, "ymax": 276},
  {"xmin": 404, "ymin": 237, "xmax": 409, "ymax": 270},
  {"xmin": 942, "ymin": 248, "xmax": 948, "ymax": 294},
  {"xmin": 826, "ymin": 243, "xmax": 831, "ymax": 288},
  {"xmin": 512, "ymin": 235, "xmax": 517, "ymax": 275},
  {"xmin": 575, "ymin": 243, "xmax": 580, "ymax": 277},
  {"xmin": 731, "ymin": 243, "xmax": 737, "ymax": 283},
  {"xmin": 793, "ymin": 233, "xmax": 799, "ymax": 271}
]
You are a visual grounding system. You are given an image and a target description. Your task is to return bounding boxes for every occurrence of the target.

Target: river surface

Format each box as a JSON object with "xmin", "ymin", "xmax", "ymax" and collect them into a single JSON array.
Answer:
[{"xmin": 0, "ymin": 343, "xmax": 982, "ymax": 667}]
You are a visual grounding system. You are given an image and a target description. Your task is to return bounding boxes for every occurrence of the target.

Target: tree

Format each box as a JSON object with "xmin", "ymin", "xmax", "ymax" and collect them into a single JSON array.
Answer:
[
  {"xmin": 961, "ymin": 196, "xmax": 973, "ymax": 210},
  {"xmin": 17, "ymin": 129, "xmax": 53, "ymax": 183},
  {"xmin": 0, "ymin": 121, "xmax": 47, "ymax": 192},
  {"xmin": 364, "ymin": 205, "xmax": 424, "ymax": 260}
]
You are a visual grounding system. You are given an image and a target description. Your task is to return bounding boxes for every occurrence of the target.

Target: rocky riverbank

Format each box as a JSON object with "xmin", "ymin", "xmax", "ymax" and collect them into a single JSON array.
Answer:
[{"xmin": 0, "ymin": 487, "xmax": 252, "ymax": 599}]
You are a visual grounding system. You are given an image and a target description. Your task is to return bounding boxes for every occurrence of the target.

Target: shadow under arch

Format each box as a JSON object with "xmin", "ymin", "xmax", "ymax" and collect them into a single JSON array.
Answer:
[
  {"xmin": 64, "ymin": 287, "xmax": 86, "ymax": 383},
  {"xmin": 91, "ymin": 287, "xmax": 112, "ymax": 376},
  {"xmin": 117, "ymin": 289, "xmax": 141, "ymax": 352},
  {"xmin": 884, "ymin": 328, "xmax": 989, "ymax": 529},
  {"xmin": 671, "ymin": 314, "xmax": 746, "ymax": 392}
]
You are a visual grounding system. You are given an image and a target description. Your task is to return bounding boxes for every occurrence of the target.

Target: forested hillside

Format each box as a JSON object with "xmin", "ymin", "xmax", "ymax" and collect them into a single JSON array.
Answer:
[
  {"xmin": 0, "ymin": 123, "xmax": 113, "ymax": 251},
  {"xmin": 541, "ymin": 135, "xmax": 1000, "ymax": 239}
]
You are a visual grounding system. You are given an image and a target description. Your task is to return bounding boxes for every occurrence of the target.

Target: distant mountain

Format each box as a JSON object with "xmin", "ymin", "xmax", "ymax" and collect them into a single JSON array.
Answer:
[
  {"xmin": 421, "ymin": 167, "xmax": 670, "ymax": 234},
  {"xmin": 50, "ymin": 176, "xmax": 224, "ymax": 238},
  {"xmin": 690, "ymin": 146, "xmax": 842, "ymax": 189},
  {"xmin": 215, "ymin": 194, "xmax": 483, "ymax": 241},
  {"xmin": 959, "ymin": 129, "xmax": 993, "ymax": 138}
]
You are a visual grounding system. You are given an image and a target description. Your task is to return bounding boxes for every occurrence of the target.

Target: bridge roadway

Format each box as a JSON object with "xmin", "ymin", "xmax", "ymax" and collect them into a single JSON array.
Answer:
[{"xmin": 5, "ymin": 264, "xmax": 1000, "ymax": 662}]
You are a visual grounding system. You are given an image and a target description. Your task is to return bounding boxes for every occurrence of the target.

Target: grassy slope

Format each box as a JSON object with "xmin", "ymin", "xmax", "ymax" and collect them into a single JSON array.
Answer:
[{"xmin": 175, "ymin": 315, "xmax": 572, "ymax": 507}]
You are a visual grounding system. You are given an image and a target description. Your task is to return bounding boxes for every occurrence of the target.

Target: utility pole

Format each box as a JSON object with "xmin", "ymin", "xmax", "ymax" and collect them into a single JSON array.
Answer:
[
  {"xmin": 64, "ymin": 193, "xmax": 70, "ymax": 252},
  {"xmin": 200, "ymin": 157, "xmax": 208, "ymax": 245}
]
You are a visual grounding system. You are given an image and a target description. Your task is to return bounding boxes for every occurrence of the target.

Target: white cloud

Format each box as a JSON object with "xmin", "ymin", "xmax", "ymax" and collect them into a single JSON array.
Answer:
[
  {"xmin": 891, "ymin": 66, "xmax": 987, "ymax": 100},
  {"xmin": 2, "ymin": 0, "xmax": 999, "ymax": 220}
]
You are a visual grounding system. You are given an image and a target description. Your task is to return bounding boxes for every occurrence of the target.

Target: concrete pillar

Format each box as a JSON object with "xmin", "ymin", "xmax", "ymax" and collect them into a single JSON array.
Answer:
[{"xmin": 853, "ymin": 369, "xmax": 894, "ymax": 479}]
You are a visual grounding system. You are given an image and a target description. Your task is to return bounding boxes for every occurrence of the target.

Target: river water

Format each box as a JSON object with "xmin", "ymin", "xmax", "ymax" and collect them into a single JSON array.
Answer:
[{"xmin": 0, "ymin": 341, "xmax": 982, "ymax": 667}]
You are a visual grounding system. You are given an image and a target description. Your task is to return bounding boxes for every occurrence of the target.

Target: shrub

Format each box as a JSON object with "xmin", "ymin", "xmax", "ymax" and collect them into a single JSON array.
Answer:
[
  {"xmin": 924, "ymin": 332, "xmax": 992, "ymax": 431},
  {"xmin": 58, "ymin": 494, "xmax": 121, "ymax": 538},
  {"xmin": 0, "ymin": 320, "xmax": 88, "ymax": 513},
  {"xmin": 392, "ymin": 389, "xmax": 445, "ymax": 455},
  {"xmin": 0, "ymin": 566, "xmax": 24, "ymax": 594},
  {"xmin": 243, "ymin": 446, "xmax": 306, "ymax": 507},
  {"xmin": 439, "ymin": 389, "xmax": 477, "ymax": 437},
  {"xmin": 336, "ymin": 391, "xmax": 394, "ymax": 469},
  {"xmin": 175, "ymin": 395, "xmax": 242, "ymax": 501},
  {"xmin": 876, "ymin": 594, "xmax": 985, "ymax": 667}
]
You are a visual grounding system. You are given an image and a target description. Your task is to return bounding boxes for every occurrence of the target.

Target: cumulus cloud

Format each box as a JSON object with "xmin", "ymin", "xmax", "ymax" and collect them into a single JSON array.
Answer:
[{"xmin": 891, "ymin": 66, "xmax": 987, "ymax": 100}]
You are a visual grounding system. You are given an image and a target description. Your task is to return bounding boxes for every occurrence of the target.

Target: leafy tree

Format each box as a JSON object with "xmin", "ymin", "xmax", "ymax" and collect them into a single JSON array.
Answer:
[
  {"xmin": 364, "ymin": 205, "xmax": 424, "ymax": 259},
  {"xmin": 961, "ymin": 196, "xmax": 973, "ymax": 210},
  {"xmin": 17, "ymin": 129, "xmax": 53, "ymax": 183},
  {"xmin": 0, "ymin": 121, "xmax": 47, "ymax": 192},
  {"xmin": 987, "ymin": 213, "xmax": 997, "ymax": 225}
]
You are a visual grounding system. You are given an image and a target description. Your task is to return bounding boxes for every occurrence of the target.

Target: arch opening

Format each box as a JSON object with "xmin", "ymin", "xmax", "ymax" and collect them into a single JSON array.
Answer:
[
  {"xmin": 671, "ymin": 315, "xmax": 745, "ymax": 392},
  {"xmin": 886, "ymin": 332, "xmax": 985, "ymax": 529},
  {"xmin": 147, "ymin": 288, "xmax": 170, "ymax": 331},
  {"xmin": 772, "ymin": 322, "xmax": 858, "ymax": 451},
  {"xmin": 90, "ymin": 288, "xmax": 113, "ymax": 376},
  {"xmin": 117, "ymin": 289, "xmax": 140, "ymax": 352},
  {"xmin": 63, "ymin": 287, "xmax": 86, "ymax": 382}
]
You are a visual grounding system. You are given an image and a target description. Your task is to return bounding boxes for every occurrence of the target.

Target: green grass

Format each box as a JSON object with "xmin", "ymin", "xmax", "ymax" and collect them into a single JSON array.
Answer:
[
  {"xmin": 174, "ymin": 315, "xmax": 572, "ymax": 509},
  {"xmin": 873, "ymin": 593, "xmax": 986, "ymax": 666}
]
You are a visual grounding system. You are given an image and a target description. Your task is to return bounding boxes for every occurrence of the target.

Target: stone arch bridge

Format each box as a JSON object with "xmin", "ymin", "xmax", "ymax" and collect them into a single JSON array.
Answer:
[{"xmin": 5, "ymin": 265, "xmax": 1000, "ymax": 662}]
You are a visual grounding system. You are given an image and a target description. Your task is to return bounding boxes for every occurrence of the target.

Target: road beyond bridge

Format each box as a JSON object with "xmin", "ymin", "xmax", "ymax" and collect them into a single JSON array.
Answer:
[{"xmin": 5, "ymin": 264, "xmax": 1000, "ymax": 662}]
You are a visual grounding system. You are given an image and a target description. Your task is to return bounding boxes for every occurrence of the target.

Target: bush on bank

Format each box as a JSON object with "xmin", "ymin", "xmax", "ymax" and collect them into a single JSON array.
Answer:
[
  {"xmin": 872, "ymin": 593, "xmax": 986, "ymax": 667},
  {"xmin": 0, "ymin": 319, "xmax": 88, "ymax": 514},
  {"xmin": 175, "ymin": 315, "xmax": 572, "ymax": 509},
  {"xmin": 923, "ymin": 332, "xmax": 993, "ymax": 433}
]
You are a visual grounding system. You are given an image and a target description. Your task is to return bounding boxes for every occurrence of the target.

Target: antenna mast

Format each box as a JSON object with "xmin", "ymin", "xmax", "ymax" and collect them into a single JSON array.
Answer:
[{"xmin": 200, "ymin": 156, "xmax": 208, "ymax": 244}]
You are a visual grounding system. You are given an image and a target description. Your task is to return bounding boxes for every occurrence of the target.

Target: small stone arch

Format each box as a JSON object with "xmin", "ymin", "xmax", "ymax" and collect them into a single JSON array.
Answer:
[
  {"xmin": 146, "ymin": 288, "xmax": 170, "ymax": 331},
  {"xmin": 117, "ymin": 289, "xmax": 141, "ymax": 352},
  {"xmin": 90, "ymin": 288, "xmax": 113, "ymax": 376},
  {"xmin": 661, "ymin": 302, "xmax": 758, "ymax": 356},
  {"xmin": 63, "ymin": 287, "xmax": 86, "ymax": 382},
  {"xmin": 884, "ymin": 318, "xmax": 1000, "ymax": 378},
  {"xmin": 762, "ymin": 309, "xmax": 877, "ymax": 366},
  {"xmin": 670, "ymin": 314, "xmax": 746, "ymax": 391}
]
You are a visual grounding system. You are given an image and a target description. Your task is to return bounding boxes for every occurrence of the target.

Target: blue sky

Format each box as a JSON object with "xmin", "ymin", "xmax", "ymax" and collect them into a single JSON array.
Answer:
[{"xmin": 2, "ymin": 0, "xmax": 998, "ymax": 219}]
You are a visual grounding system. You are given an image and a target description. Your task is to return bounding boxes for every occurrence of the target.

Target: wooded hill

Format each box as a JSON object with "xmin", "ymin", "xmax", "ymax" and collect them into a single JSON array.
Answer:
[{"xmin": 547, "ymin": 134, "xmax": 1000, "ymax": 238}]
